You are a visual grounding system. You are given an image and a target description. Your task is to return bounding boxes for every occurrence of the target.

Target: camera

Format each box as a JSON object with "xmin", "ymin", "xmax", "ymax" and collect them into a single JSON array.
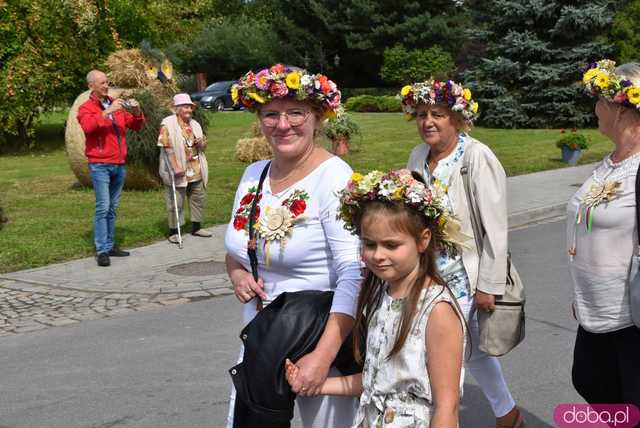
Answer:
[{"xmin": 121, "ymin": 99, "xmax": 133, "ymax": 111}]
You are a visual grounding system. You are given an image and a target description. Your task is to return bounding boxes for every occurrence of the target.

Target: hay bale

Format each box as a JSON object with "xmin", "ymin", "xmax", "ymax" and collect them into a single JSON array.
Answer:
[
  {"xmin": 235, "ymin": 136, "xmax": 273, "ymax": 163},
  {"xmin": 65, "ymin": 89, "xmax": 161, "ymax": 190},
  {"xmin": 106, "ymin": 49, "xmax": 154, "ymax": 88}
]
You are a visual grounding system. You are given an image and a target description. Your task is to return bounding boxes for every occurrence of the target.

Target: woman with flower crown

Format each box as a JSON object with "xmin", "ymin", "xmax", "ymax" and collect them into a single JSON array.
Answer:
[
  {"xmin": 568, "ymin": 60, "xmax": 640, "ymax": 406},
  {"xmin": 223, "ymin": 64, "xmax": 362, "ymax": 427},
  {"xmin": 400, "ymin": 80, "xmax": 524, "ymax": 428}
]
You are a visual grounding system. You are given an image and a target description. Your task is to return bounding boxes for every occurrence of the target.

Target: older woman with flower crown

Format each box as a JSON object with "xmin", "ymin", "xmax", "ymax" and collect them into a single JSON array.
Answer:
[
  {"xmin": 401, "ymin": 80, "xmax": 524, "ymax": 428},
  {"xmin": 223, "ymin": 64, "xmax": 361, "ymax": 427},
  {"xmin": 568, "ymin": 60, "xmax": 640, "ymax": 407}
]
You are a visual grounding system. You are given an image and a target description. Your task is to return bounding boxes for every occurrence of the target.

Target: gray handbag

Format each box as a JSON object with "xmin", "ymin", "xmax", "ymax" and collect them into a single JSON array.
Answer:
[
  {"xmin": 461, "ymin": 145, "xmax": 525, "ymax": 356},
  {"xmin": 629, "ymin": 163, "xmax": 640, "ymax": 328}
]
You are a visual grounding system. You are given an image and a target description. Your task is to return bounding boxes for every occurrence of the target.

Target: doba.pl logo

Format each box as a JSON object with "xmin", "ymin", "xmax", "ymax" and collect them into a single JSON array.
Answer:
[{"xmin": 554, "ymin": 404, "xmax": 640, "ymax": 427}]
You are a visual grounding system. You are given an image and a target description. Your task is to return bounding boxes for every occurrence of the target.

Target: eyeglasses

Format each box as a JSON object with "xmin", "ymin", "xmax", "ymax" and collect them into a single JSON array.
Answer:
[{"xmin": 259, "ymin": 109, "xmax": 310, "ymax": 128}]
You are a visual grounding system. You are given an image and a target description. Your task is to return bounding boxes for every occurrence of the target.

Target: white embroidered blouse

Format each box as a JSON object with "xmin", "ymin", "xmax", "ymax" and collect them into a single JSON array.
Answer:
[
  {"xmin": 567, "ymin": 152, "xmax": 640, "ymax": 333},
  {"xmin": 224, "ymin": 157, "xmax": 362, "ymax": 324}
]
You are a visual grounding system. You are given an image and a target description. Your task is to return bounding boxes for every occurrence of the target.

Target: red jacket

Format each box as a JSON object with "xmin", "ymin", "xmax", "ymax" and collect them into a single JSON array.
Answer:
[{"xmin": 77, "ymin": 94, "xmax": 145, "ymax": 164}]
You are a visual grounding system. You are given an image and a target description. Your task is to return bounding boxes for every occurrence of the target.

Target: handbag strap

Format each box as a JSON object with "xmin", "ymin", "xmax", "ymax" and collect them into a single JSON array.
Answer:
[
  {"xmin": 247, "ymin": 161, "xmax": 271, "ymax": 310},
  {"xmin": 635, "ymin": 162, "xmax": 640, "ymax": 254},
  {"xmin": 460, "ymin": 143, "xmax": 484, "ymax": 252}
]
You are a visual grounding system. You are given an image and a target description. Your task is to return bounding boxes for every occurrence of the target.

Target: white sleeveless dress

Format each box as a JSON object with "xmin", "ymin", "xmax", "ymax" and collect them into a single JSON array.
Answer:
[{"xmin": 353, "ymin": 284, "xmax": 466, "ymax": 428}]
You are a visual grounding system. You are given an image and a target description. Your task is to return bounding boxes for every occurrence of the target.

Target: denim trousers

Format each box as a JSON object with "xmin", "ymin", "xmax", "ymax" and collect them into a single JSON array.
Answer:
[{"xmin": 89, "ymin": 163, "xmax": 126, "ymax": 254}]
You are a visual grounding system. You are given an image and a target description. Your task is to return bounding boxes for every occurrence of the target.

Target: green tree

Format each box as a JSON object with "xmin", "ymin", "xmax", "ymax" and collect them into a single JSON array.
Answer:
[
  {"xmin": 607, "ymin": 0, "xmax": 640, "ymax": 63},
  {"xmin": 463, "ymin": 0, "xmax": 617, "ymax": 128},
  {"xmin": 380, "ymin": 45, "xmax": 455, "ymax": 84},
  {"xmin": 167, "ymin": 16, "xmax": 281, "ymax": 81},
  {"xmin": 0, "ymin": 0, "xmax": 117, "ymax": 144}
]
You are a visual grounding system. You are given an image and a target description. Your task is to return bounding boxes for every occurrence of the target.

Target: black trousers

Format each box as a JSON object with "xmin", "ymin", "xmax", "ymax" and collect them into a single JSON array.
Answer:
[{"xmin": 572, "ymin": 324, "xmax": 640, "ymax": 407}]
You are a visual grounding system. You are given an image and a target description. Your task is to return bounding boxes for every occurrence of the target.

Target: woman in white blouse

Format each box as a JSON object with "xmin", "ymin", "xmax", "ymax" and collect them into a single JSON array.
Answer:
[
  {"xmin": 401, "ymin": 79, "xmax": 524, "ymax": 428},
  {"xmin": 224, "ymin": 65, "xmax": 361, "ymax": 427},
  {"xmin": 569, "ymin": 60, "xmax": 640, "ymax": 406}
]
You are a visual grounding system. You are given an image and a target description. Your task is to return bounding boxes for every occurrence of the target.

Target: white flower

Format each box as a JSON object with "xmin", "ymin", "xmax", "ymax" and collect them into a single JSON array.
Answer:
[
  {"xmin": 379, "ymin": 179, "xmax": 398, "ymax": 197},
  {"xmin": 257, "ymin": 206, "xmax": 295, "ymax": 241},
  {"xmin": 301, "ymin": 74, "xmax": 313, "ymax": 88}
]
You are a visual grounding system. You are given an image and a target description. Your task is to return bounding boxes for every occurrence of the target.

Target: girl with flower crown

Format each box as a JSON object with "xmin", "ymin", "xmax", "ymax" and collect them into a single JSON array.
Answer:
[
  {"xmin": 569, "ymin": 60, "xmax": 640, "ymax": 406},
  {"xmin": 400, "ymin": 79, "xmax": 524, "ymax": 428},
  {"xmin": 224, "ymin": 65, "xmax": 361, "ymax": 427},
  {"xmin": 286, "ymin": 169, "xmax": 467, "ymax": 427}
]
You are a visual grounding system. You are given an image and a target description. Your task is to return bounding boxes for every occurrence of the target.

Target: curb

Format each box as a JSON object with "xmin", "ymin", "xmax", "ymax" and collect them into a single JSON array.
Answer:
[{"xmin": 508, "ymin": 203, "xmax": 567, "ymax": 230}]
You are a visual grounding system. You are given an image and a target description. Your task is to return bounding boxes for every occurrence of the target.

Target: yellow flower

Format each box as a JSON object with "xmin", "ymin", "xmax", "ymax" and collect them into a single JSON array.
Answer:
[
  {"xmin": 400, "ymin": 85, "xmax": 412, "ymax": 97},
  {"xmin": 231, "ymin": 86, "xmax": 239, "ymax": 103},
  {"xmin": 627, "ymin": 86, "xmax": 640, "ymax": 105},
  {"xmin": 285, "ymin": 72, "xmax": 301, "ymax": 89},
  {"xmin": 471, "ymin": 101, "xmax": 479, "ymax": 113},
  {"xmin": 582, "ymin": 68, "xmax": 599, "ymax": 84},
  {"xmin": 323, "ymin": 110, "xmax": 337, "ymax": 121},
  {"xmin": 463, "ymin": 88, "xmax": 472, "ymax": 101},
  {"xmin": 351, "ymin": 173, "xmax": 363, "ymax": 183},
  {"xmin": 248, "ymin": 92, "xmax": 265, "ymax": 104},
  {"xmin": 392, "ymin": 187, "xmax": 403, "ymax": 200},
  {"xmin": 438, "ymin": 215, "xmax": 446, "ymax": 226},
  {"xmin": 595, "ymin": 72, "xmax": 609, "ymax": 89}
]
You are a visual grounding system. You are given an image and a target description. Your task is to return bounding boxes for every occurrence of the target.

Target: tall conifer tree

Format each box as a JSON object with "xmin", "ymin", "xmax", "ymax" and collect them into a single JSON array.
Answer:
[{"xmin": 463, "ymin": 0, "xmax": 616, "ymax": 128}]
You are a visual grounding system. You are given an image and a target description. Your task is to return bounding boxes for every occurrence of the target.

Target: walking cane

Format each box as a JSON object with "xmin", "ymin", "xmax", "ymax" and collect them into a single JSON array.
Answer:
[{"xmin": 162, "ymin": 148, "xmax": 183, "ymax": 249}]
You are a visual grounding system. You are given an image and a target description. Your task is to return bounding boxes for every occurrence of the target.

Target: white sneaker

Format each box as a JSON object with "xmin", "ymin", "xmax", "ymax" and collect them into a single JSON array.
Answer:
[
  {"xmin": 192, "ymin": 229, "xmax": 212, "ymax": 237},
  {"xmin": 168, "ymin": 234, "xmax": 181, "ymax": 244}
]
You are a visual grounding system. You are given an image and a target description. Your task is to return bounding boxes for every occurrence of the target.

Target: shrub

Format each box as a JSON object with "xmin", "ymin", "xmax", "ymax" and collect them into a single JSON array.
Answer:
[
  {"xmin": 555, "ymin": 131, "xmax": 590, "ymax": 151},
  {"xmin": 380, "ymin": 45, "xmax": 455, "ymax": 84},
  {"xmin": 323, "ymin": 109, "xmax": 361, "ymax": 140},
  {"xmin": 345, "ymin": 95, "xmax": 402, "ymax": 112},
  {"xmin": 341, "ymin": 87, "xmax": 397, "ymax": 100}
]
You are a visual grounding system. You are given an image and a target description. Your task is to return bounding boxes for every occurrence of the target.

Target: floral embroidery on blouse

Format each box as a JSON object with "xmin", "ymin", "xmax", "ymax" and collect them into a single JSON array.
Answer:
[{"xmin": 233, "ymin": 187, "xmax": 310, "ymax": 265}]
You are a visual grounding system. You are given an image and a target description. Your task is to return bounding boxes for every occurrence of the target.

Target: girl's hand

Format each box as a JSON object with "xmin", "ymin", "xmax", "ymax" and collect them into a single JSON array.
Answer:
[
  {"xmin": 288, "ymin": 351, "xmax": 331, "ymax": 397},
  {"xmin": 230, "ymin": 269, "xmax": 267, "ymax": 303},
  {"xmin": 284, "ymin": 359, "xmax": 299, "ymax": 387},
  {"xmin": 475, "ymin": 290, "xmax": 496, "ymax": 312}
]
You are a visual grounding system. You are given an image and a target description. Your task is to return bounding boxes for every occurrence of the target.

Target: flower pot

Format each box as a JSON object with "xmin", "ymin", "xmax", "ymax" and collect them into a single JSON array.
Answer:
[
  {"xmin": 332, "ymin": 136, "xmax": 350, "ymax": 156},
  {"xmin": 561, "ymin": 147, "xmax": 582, "ymax": 166}
]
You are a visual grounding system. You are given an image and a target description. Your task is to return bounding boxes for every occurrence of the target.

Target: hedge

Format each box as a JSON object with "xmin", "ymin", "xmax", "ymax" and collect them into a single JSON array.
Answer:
[{"xmin": 344, "ymin": 95, "xmax": 402, "ymax": 112}]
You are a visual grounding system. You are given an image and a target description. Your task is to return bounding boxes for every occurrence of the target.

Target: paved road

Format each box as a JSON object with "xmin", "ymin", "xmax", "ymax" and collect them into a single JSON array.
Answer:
[{"xmin": 0, "ymin": 220, "xmax": 581, "ymax": 427}]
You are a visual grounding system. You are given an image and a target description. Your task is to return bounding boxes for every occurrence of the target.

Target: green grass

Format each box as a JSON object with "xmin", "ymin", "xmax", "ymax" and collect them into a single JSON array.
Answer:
[{"xmin": 0, "ymin": 111, "xmax": 612, "ymax": 273}]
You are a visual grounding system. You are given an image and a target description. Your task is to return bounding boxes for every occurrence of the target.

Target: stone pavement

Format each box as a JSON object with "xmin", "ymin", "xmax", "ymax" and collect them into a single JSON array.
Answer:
[{"xmin": 0, "ymin": 163, "xmax": 597, "ymax": 336}]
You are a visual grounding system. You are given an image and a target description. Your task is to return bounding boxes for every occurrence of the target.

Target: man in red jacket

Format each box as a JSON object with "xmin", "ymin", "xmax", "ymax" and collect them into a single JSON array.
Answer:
[{"xmin": 78, "ymin": 70, "xmax": 145, "ymax": 266}]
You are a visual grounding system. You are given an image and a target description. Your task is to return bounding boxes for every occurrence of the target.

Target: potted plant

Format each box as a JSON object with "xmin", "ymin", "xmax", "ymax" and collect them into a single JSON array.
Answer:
[
  {"xmin": 324, "ymin": 108, "xmax": 361, "ymax": 156},
  {"xmin": 556, "ymin": 129, "xmax": 590, "ymax": 166}
]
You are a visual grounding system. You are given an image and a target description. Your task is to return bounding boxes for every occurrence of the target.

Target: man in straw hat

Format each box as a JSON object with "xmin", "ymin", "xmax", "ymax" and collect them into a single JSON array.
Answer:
[
  {"xmin": 78, "ymin": 69, "xmax": 145, "ymax": 267},
  {"xmin": 157, "ymin": 93, "xmax": 211, "ymax": 244}
]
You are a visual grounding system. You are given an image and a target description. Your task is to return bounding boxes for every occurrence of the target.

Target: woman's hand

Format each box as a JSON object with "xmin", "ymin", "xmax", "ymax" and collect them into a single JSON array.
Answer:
[
  {"xmin": 285, "ymin": 359, "xmax": 299, "ymax": 386},
  {"xmin": 287, "ymin": 351, "xmax": 331, "ymax": 397},
  {"xmin": 230, "ymin": 268, "xmax": 267, "ymax": 303},
  {"xmin": 475, "ymin": 290, "xmax": 496, "ymax": 312}
]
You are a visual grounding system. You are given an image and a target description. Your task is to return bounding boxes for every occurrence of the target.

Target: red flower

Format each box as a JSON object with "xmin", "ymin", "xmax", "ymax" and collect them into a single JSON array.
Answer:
[
  {"xmin": 254, "ymin": 206, "xmax": 261, "ymax": 219},
  {"xmin": 271, "ymin": 64, "xmax": 285, "ymax": 74},
  {"xmin": 571, "ymin": 128, "xmax": 577, "ymax": 133},
  {"xmin": 560, "ymin": 129, "xmax": 566, "ymax": 134},
  {"xmin": 289, "ymin": 199, "xmax": 306, "ymax": 216},
  {"xmin": 233, "ymin": 215, "xmax": 248, "ymax": 231},
  {"xmin": 240, "ymin": 193, "xmax": 255, "ymax": 205}
]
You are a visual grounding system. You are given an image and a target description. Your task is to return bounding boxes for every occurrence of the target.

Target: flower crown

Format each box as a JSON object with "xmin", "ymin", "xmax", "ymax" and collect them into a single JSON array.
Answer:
[
  {"xmin": 582, "ymin": 59, "xmax": 640, "ymax": 109},
  {"xmin": 337, "ymin": 169, "xmax": 467, "ymax": 256},
  {"xmin": 232, "ymin": 64, "xmax": 341, "ymax": 118},
  {"xmin": 399, "ymin": 79, "xmax": 479, "ymax": 123}
]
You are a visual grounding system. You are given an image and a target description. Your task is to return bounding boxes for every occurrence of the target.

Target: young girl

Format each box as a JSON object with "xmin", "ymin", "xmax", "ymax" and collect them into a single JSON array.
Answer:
[{"xmin": 286, "ymin": 169, "xmax": 468, "ymax": 427}]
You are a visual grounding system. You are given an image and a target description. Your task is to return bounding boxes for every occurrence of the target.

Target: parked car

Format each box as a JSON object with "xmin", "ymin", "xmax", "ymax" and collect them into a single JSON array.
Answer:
[{"xmin": 190, "ymin": 80, "xmax": 240, "ymax": 111}]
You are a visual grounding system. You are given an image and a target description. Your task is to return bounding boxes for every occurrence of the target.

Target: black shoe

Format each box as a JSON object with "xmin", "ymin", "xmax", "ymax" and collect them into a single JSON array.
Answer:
[
  {"xmin": 97, "ymin": 252, "xmax": 111, "ymax": 267},
  {"xmin": 108, "ymin": 248, "xmax": 130, "ymax": 257}
]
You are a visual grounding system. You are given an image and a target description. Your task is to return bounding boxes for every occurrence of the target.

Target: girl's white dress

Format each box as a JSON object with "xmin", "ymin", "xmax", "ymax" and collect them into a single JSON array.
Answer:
[{"xmin": 354, "ymin": 284, "xmax": 465, "ymax": 428}]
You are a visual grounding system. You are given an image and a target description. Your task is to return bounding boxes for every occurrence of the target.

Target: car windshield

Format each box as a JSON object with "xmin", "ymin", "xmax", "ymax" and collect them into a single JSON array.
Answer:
[{"xmin": 205, "ymin": 81, "xmax": 232, "ymax": 91}]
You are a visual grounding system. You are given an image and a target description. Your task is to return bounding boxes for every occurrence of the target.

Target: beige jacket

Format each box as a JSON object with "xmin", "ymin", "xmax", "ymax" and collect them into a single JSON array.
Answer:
[
  {"xmin": 407, "ymin": 134, "xmax": 508, "ymax": 296},
  {"xmin": 158, "ymin": 114, "xmax": 208, "ymax": 188}
]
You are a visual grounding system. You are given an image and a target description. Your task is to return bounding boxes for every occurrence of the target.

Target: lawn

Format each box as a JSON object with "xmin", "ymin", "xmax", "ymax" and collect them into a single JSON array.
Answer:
[{"xmin": 0, "ymin": 111, "xmax": 611, "ymax": 273}]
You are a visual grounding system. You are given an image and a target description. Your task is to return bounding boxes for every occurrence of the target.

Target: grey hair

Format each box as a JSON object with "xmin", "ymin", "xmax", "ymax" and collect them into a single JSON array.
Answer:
[
  {"xmin": 86, "ymin": 70, "xmax": 104, "ymax": 84},
  {"xmin": 615, "ymin": 63, "xmax": 640, "ymax": 85}
]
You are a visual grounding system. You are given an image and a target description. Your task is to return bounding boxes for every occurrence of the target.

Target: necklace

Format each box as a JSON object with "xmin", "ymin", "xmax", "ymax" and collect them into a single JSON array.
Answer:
[{"xmin": 269, "ymin": 146, "xmax": 316, "ymax": 189}]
